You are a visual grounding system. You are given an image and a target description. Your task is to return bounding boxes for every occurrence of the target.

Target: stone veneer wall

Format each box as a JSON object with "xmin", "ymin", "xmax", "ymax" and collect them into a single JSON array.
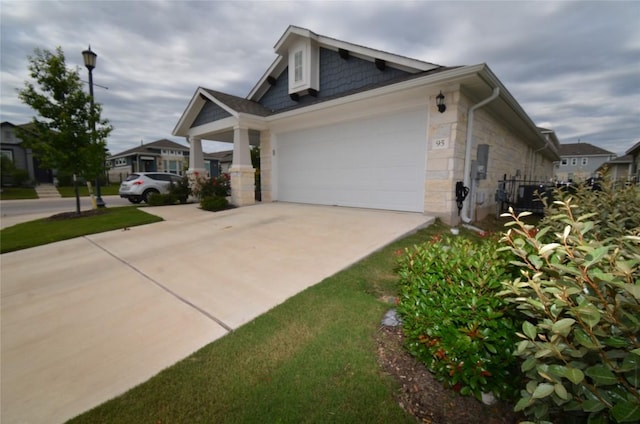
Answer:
[{"xmin": 425, "ymin": 88, "xmax": 555, "ymax": 225}]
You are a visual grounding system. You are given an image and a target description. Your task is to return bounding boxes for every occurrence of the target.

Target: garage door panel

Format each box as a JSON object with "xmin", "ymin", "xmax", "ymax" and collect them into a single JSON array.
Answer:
[{"xmin": 276, "ymin": 109, "xmax": 426, "ymax": 212}]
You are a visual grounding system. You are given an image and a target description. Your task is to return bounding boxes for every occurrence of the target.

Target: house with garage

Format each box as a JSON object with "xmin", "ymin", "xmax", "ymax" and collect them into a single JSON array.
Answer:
[{"xmin": 173, "ymin": 25, "xmax": 560, "ymax": 225}]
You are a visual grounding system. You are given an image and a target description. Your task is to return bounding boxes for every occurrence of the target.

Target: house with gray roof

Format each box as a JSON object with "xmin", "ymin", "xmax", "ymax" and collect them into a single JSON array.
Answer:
[
  {"xmin": 1, "ymin": 121, "xmax": 54, "ymax": 184},
  {"xmin": 173, "ymin": 25, "xmax": 560, "ymax": 224},
  {"xmin": 554, "ymin": 142, "xmax": 616, "ymax": 183},
  {"xmin": 106, "ymin": 139, "xmax": 220, "ymax": 183}
]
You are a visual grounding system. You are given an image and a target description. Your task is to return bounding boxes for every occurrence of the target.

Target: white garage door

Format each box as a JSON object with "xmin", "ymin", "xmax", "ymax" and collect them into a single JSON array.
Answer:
[{"xmin": 276, "ymin": 108, "xmax": 427, "ymax": 212}]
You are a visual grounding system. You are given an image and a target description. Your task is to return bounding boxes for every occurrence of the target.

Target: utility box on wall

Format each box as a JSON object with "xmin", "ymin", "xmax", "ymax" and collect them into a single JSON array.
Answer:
[{"xmin": 472, "ymin": 144, "xmax": 490, "ymax": 180}]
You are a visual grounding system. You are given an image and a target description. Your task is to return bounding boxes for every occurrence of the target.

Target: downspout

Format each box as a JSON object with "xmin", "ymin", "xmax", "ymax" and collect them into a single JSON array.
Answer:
[
  {"xmin": 532, "ymin": 130, "xmax": 553, "ymax": 180},
  {"xmin": 461, "ymin": 87, "xmax": 500, "ymax": 223}
]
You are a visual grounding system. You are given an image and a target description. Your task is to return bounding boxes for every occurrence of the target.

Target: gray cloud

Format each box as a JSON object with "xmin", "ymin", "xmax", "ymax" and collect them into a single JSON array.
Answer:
[{"xmin": 1, "ymin": 0, "xmax": 638, "ymax": 155}]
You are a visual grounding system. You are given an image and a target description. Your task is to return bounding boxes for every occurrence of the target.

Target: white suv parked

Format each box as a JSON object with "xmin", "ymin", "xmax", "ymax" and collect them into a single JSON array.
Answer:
[{"xmin": 119, "ymin": 172, "xmax": 183, "ymax": 204}]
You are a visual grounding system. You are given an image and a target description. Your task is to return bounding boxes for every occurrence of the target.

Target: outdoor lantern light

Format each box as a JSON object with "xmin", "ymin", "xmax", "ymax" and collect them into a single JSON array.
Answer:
[
  {"xmin": 82, "ymin": 46, "xmax": 97, "ymax": 71},
  {"xmin": 82, "ymin": 46, "xmax": 105, "ymax": 208},
  {"xmin": 436, "ymin": 91, "xmax": 446, "ymax": 113}
]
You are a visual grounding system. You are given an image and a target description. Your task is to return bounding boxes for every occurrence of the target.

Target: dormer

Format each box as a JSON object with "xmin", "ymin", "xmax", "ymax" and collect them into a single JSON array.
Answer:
[
  {"xmin": 274, "ymin": 26, "xmax": 320, "ymax": 96},
  {"xmin": 287, "ymin": 38, "xmax": 319, "ymax": 96}
]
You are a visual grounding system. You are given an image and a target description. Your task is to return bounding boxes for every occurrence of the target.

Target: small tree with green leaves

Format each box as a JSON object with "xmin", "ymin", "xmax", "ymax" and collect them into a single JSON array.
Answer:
[
  {"xmin": 17, "ymin": 47, "xmax": 112, "ymax": 213},
  {"xmin": 498, "ymin": 182, "xmax": 640, "ymax": 423}
]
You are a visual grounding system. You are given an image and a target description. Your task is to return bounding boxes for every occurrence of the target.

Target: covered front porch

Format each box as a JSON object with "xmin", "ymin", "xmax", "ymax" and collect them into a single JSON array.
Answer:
[{"xmin": 173, "ymin": 88, "xmax": 273, "ymax": 206}]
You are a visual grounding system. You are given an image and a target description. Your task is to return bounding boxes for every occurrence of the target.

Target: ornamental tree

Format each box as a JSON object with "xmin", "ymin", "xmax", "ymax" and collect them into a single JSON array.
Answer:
[{"xmin": 17, "ymin": 47, "xmax": 112, "ymax": 213}]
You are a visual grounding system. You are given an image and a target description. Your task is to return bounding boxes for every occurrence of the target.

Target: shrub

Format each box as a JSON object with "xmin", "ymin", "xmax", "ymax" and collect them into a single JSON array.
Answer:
[
  {"xmin": 193, "ymin": 174, "xmax": 230, "ymax": 199},
  {"xmin": 147, "ymin": 192, "xmax": 178, "ymax": 206},
  {"xmin": 200, "ymin": 195, "xmax": 229, "ymax": 212},
  {"xmin": 12, "ymin": 169, "xmax": 31, "ymax": 187},
  {"xmin": 168, "ymin": 175, "xmax": 191, "ymax": 204},
  {"xmin": 396, "ymin": 234, "xmax": 523, "ymax": 401},
  {"xmin": 498, "ymin": 184, "xmax": 640, "ymax": 423}
]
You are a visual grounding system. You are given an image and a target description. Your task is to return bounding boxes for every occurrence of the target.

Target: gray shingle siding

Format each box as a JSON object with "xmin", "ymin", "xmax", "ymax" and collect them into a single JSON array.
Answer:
[
  {"xmin": 192, "ymin": 100, "xmax": 232, "ymax": 128},
  {"xmin": 258, "ymin": 47, "xmax": 411, "ymax": 111}
]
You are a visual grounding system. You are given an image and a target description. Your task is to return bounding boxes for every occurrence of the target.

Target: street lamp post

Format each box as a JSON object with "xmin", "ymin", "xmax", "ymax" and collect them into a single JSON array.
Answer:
[{"xmin": 82, "ymin": 46, "xmax": 105, "ymax": 208}]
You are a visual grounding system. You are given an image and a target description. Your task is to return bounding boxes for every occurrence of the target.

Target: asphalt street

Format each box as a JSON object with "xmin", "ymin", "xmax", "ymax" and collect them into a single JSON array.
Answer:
[{"xmin": 0, "ymin": 195, "xmax": 131, "ymax": 228}]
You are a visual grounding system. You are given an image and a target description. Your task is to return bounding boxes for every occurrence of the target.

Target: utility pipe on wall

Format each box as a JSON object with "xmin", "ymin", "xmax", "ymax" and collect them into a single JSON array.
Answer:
[{"xmin": 461, "ymin": 87, "xmax": 500, "ymax": 223}]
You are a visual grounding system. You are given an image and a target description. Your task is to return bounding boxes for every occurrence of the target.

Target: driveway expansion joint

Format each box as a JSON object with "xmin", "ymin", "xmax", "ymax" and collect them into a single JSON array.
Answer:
[{"xmin": 83, "ymin": 236, "xmax": 233, "ymax": 332}]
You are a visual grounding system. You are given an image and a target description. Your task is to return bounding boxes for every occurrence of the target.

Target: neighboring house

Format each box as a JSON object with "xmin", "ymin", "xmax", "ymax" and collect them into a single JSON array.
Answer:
[
  {"xmin": 0, "ymin": 121, "xmax": 54, "ymax": 184},
  {"xmin": 107, "ymin": 139, "xmax": 220, "ymax": 183},
  {"xmin": 173, "ymin": 25, "xmax": 560, "ymax": 225},
  {"xmin": 209, "ymin": 150, "xmax": 233, "ymax": 174},
  {"xmin": 627, "ymin": 140, "xmax": 640, "ymax": 182},
  {"xmin": 596, "ymin": 154, "xmax": 634, "ymax": 183},
  {"xmin": 554, "ymin": 142, "xmax": 616, "ymax": 183}
]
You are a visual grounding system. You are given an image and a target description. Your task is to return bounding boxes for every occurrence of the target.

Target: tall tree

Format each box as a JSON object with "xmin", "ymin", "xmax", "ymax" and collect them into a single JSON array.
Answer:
[{"xmin": 17, "ymin": 47, "xmax": 112, "ymax": 213}]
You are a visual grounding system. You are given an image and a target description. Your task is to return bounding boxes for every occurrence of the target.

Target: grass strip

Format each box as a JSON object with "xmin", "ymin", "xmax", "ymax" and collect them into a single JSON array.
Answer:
[
  {"xmin": 57, "ymin": 185, "xmax": 120, "ymax": 197},
  {"xmin": 68, "ymin": 222, "xmax": 452, "ymax": 424},
  {"xmin": 0, "ymin": 187, "xmax": 38, "ymax": 200},
  {"xmin": 0, "ymin": 207, "xmax": 162, "ymax": 253}
]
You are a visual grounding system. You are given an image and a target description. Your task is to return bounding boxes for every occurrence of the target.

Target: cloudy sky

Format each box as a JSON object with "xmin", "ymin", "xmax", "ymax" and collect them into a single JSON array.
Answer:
[{"xmin": 1, "ymin": 1, "xmax": 638, "ymax": 156}]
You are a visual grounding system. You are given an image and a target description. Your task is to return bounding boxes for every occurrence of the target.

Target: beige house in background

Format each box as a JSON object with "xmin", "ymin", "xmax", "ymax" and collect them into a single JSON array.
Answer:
[{"xmin": 174, "ymin": 26, "xmax": 560, "ymax": 225}]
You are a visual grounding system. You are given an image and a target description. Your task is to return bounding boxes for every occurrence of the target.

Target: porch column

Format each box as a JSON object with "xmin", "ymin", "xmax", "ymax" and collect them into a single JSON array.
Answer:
[
  {"xmin": 229, "ymin": 125, "xmax": 255, "ymax": 206},
  {"xmin": 186, "ymin": 136, "xmax": 207, "ymax": 192}
]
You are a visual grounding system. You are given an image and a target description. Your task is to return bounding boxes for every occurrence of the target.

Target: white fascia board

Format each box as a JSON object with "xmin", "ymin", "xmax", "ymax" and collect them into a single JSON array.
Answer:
[
  {"xmin": 187, "ymin": 116, "xmax": 238, "ymax": 138},
  {"xmin": 199, "ymin": 89, "xmax": 239, "ymax": 117},
  {"xmin": 247, "ymin": 56, "xmax": 286, "ymax": 100},
  {"xmin": 273, "ymin": 26, "xmax": 317, "ymax": 55},
  {"xmin": 476, "ymin": 65, "xmax": 551, "ymax": 152},
  {"xmin": 317, "ymin": 36, "xmax": 440, "ymax": 73},
  {"xmin": 265, "ymin": 64, "xmax": 486, "ymax": 123},
  {"xmin": 172, "ymin": 88, "xmax": 206, "ymax": 136},
  {"xmin": 237, "ymin": 113, "xmax": 269, "ymax": 131}
]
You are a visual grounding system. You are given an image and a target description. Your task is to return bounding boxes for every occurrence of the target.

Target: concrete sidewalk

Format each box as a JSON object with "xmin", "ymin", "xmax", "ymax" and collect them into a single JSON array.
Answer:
[{"xmin": 1, "ymin": 202, "xmax": 433, "ymax": 424}]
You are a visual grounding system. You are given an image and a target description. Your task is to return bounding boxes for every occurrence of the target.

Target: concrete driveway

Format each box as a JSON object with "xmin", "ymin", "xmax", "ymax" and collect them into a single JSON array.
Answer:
[{"xmin": 1, "ymin": 202, "xmax": 433, "ymax": 424}]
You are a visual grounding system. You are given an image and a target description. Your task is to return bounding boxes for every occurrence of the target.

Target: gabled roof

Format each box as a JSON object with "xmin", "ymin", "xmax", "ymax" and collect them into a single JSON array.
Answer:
[
  {"xmin": 247, "ymin": 25, "xmax": 443, "ymax": 101},
  {"xmin": 626, "ymin": 140, "xmax": 640, "ymax": 155},
  {"xmin": 109, "ymin": 139, "xmax": 188, "ymax": 159},
  {"xmin": 201, "ymin": 89, "xmax": 272, "ymax": 117},
  {"xmin": 558, "ymin": 143, "xmax": 615, "ymax": 157}
]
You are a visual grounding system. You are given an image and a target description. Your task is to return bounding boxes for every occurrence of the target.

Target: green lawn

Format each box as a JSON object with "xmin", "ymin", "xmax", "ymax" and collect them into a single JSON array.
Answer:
[
  {"xmin": 0, "ymin": 187, "xmax": 38, "ymax": 200},
  {"xmin": 57, "ymin": 184, "xmax": 120, "ymax": 197},
  {"xmin": 68, "ymin": 221, "xmax": 459, "ymax": 424},
  {"xmin": 0, "ymin": 207, "xmax": 162, "ymax": 253}
]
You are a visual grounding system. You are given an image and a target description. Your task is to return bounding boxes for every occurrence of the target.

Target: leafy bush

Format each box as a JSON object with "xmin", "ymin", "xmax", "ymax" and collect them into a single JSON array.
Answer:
[
  {"xmin": 498, "ymin": 183, "xmax": 640, "ymax": 423},
  {"xmin": 396, "ymin": 234, "xmax": 523, "ymax": 401},
  {"xmin": 168, "ymin": 175, "xmax": 190, "ymax": 204},
  {"xmin": 12, "ymin": 169, "xmax": 31, "ymax": 187},
  {"xmin": 193, "ymin": 174, "xmax": 230, "ymax": 199},
  {"xmin": 147, "ymin": 192, "xmax": 178, "ymax": 206},
  {"xmin": 200, "ymin": 195, "xmax": 229, "ymax": 212}
]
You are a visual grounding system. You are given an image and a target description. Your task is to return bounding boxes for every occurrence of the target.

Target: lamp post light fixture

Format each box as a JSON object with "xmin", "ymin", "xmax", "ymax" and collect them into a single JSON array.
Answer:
[
  {"xmin": 436, "ymin": 91, "xmax": 446, "ymax": 113},
  {"xmin": 82, "ymin": 46, "xmax": 105, "ymax": 208}
]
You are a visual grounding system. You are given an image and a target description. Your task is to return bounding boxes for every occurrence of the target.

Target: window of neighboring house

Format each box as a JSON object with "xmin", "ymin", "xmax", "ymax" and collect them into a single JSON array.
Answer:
[
  {"xmin": 581, "ymin": 158, "xmax": 588, "ymax": 166},
  {"xmin": 571, "ymin": 158, "xmax": 578, "ymax": 166},
  {"xmin": 166, "ymin": 159, "xmax": 182, "ymax": 175},
  {"xmin": 1, "ymin": 149, "xmax": 13, "ymax": 162},
  {"xmin": 561, "ymin": 158, "xmax": 568, "ymax": 166},
  {"xmin": 294, "ymin": 50, "xmax": 303, "ymax": 82}
]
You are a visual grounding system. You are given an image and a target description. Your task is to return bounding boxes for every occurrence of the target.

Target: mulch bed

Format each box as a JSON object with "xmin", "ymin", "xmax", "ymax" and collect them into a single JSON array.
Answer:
[
  {"xmin": 376, "ymin": 324, "xmax": 523, "ymax": 424},
  {"xmin": 47, "ymin": 209, "xmax": 108, "ymax": 221}
]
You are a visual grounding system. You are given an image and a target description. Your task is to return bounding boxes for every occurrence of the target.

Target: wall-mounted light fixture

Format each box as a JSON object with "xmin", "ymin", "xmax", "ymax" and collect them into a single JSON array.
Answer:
[{"xmin": 436, "ymin": 91, "xmax": 446, "ymax": 113}]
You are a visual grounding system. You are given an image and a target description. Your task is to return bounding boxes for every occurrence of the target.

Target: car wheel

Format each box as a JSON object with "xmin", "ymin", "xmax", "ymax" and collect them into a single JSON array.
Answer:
[
  {"xmin": 128, "ymin": 197, "xmax": 142, "ymax": 204},
  {"xmin": 142, "ymin": 189, "xmax": 158, "ymax": 203}
]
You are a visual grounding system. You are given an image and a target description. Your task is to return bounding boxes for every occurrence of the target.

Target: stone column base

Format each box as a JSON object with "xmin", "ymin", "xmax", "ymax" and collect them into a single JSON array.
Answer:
[{"xmin": 229, "ymin": 166, "xmax": 256, "ymax": 206}]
